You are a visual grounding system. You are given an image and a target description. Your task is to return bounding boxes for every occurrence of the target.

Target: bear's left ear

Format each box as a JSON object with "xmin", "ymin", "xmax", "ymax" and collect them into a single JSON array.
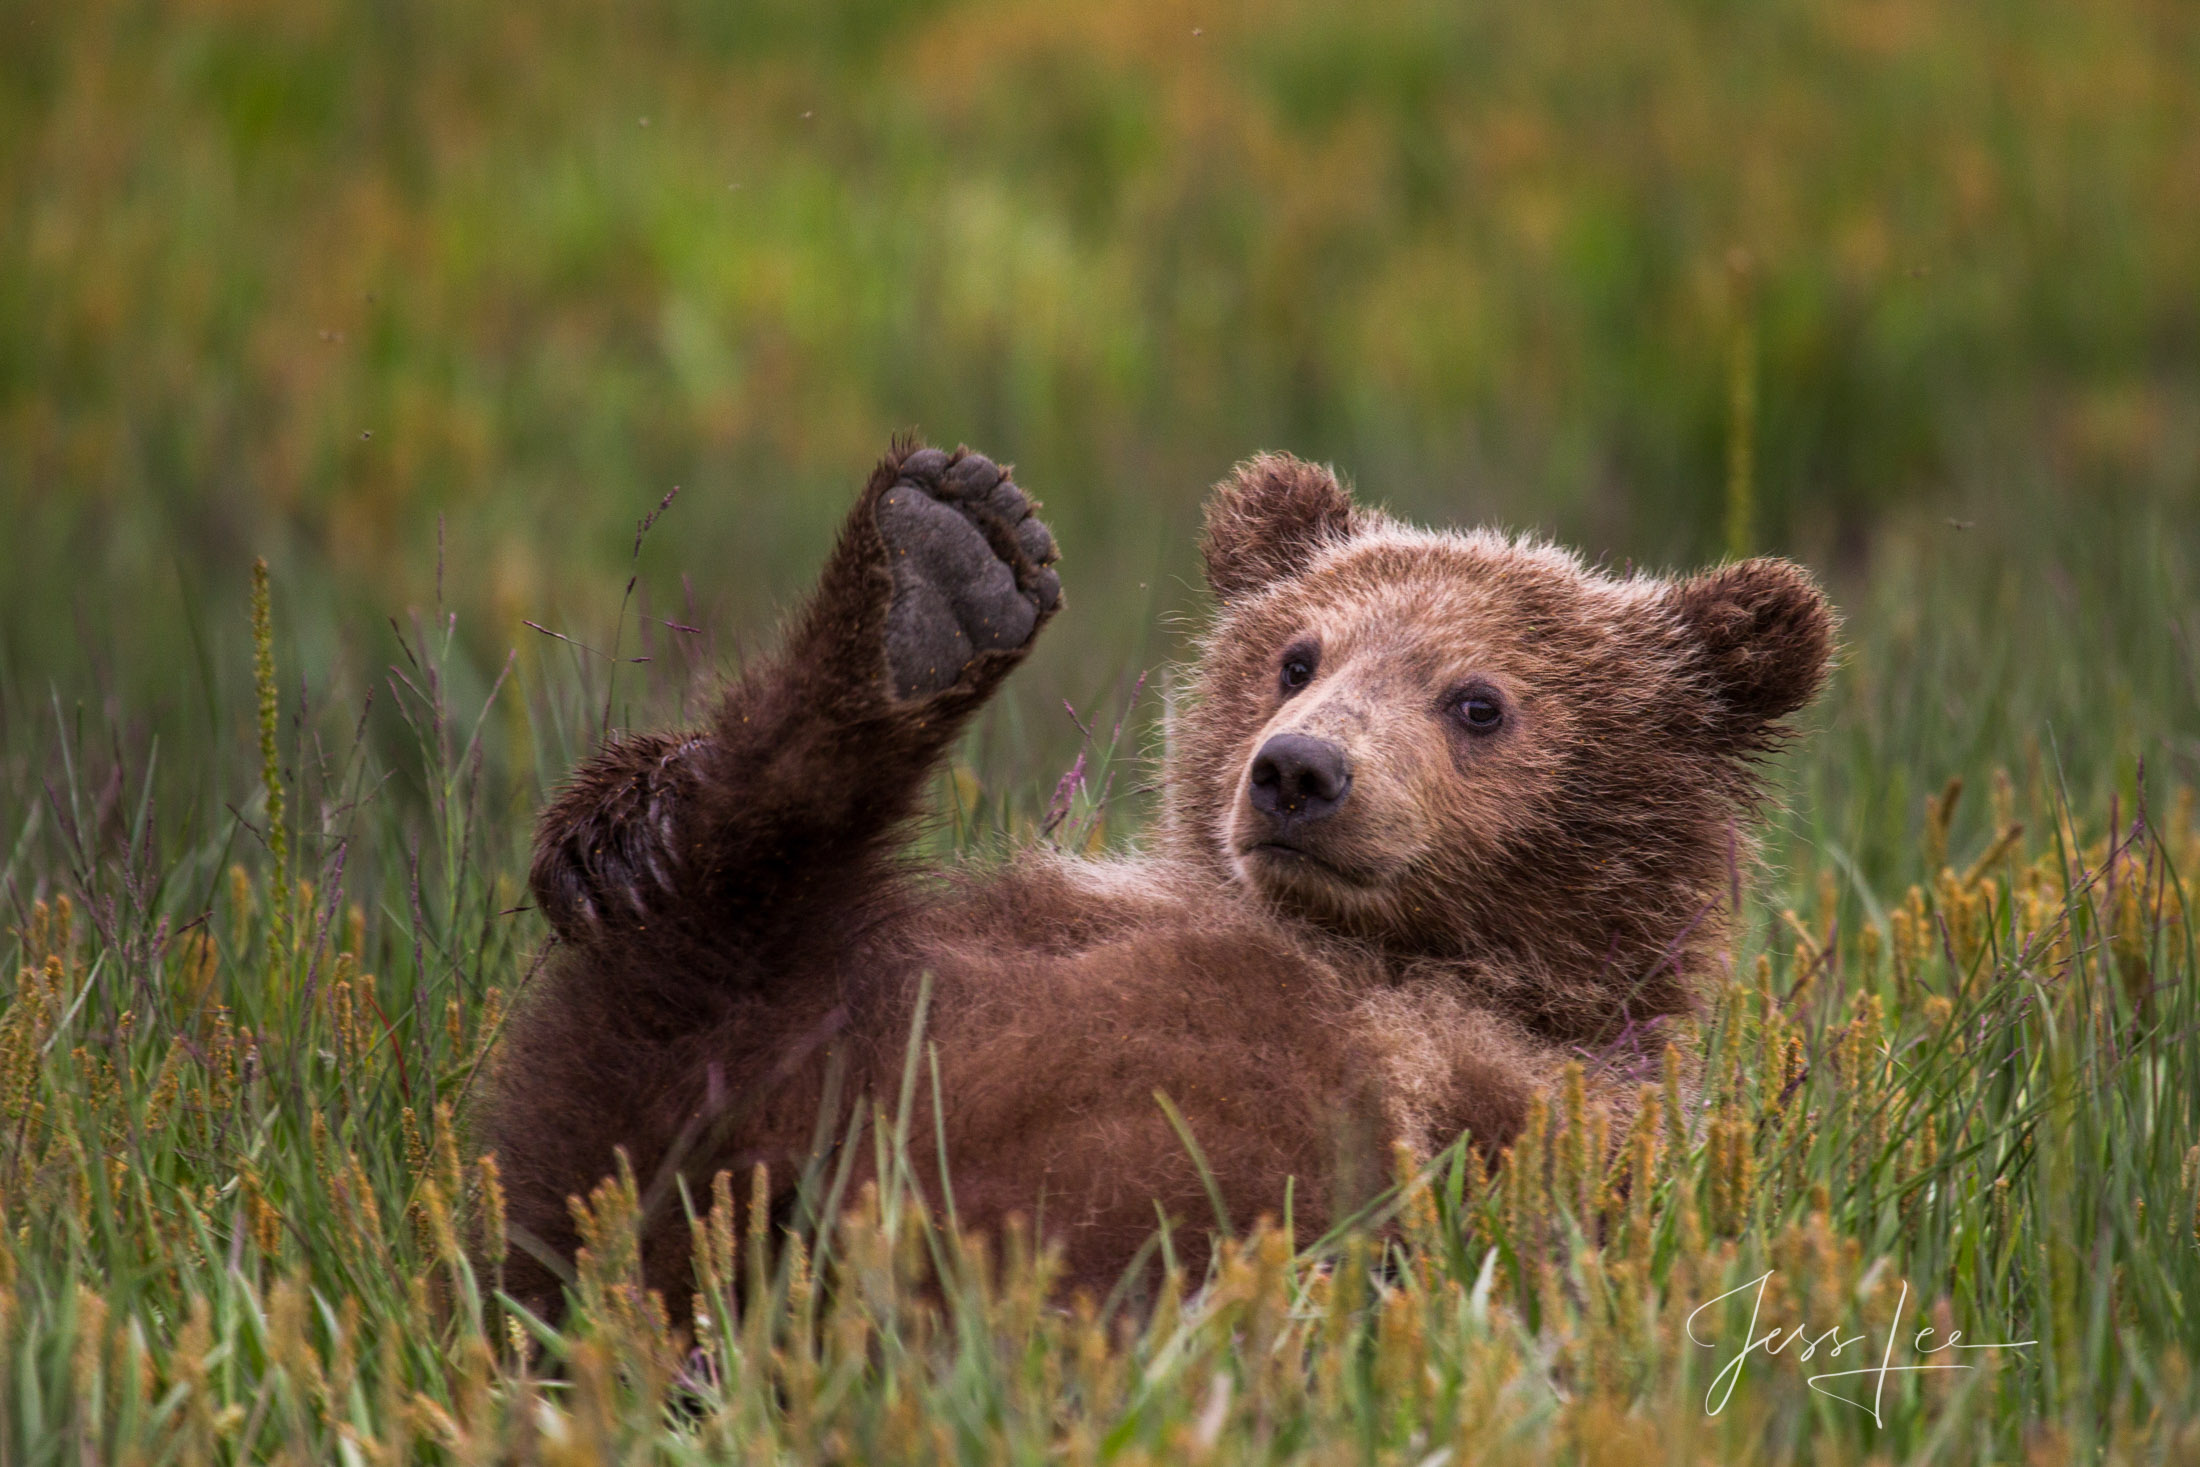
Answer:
[
  {"xmin": 1200, "ymin": 454, "xmax": 1363, "ymax": 602},
  {"xmin": 1668, "ymin": 557, "xmax": 1835, "ymax": 752}
]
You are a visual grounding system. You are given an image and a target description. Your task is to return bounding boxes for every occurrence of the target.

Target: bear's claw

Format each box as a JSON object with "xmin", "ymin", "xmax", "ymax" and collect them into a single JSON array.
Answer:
[{"xmin": 876, "ymin": 449, "xmax": 1060, "ymax": 701}]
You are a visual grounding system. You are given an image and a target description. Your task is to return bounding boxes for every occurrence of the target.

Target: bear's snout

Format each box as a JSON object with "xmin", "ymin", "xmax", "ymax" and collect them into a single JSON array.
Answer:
[{"xmin": 1247, "ymin": 733, "xmax": 1353, "ymax": 826}]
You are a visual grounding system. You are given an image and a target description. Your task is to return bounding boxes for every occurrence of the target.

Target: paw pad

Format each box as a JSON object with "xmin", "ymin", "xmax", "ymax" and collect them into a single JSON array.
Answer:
[{"xmin": 877, "ymin": 450, "xmax": 1060, "ymax": 700}]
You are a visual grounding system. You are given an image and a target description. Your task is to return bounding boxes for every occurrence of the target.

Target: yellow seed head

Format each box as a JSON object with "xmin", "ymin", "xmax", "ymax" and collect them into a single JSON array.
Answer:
[
  {"xmin": 1623, "ymin": 1084, "xmax": 1660, "ymax": 1258},
  {"xmin": 250, "ymin": 558, "xmax": 290, "ymax": 963},
  {"xmin": 228, "ymin": 865, "xmax": 254, "ymax": 950},
  {"xmin": 422, "ymin": 1178, "xmax": 463, "ymax": 1266},
  {"xmin": 1557, "ymin": 1062, "xmax": 1591, "ymax": 1220},
  {"xmin": 431, "ymin": 1101, "xmax": 463, "ymax": 1207},
  {"xmin": 1925, "ymin": 775, "xmax": 1964, "ymax": 874},
  {"xmin": 1661, "ymin": 1042, "xmax": 1689, "ymax": 1162},
  {"xmin": 243, "ymin": 1170, "xmax": 284, "ymax": 1257},
  {"xmin": 478, "ymin": 1153, "xmax": 509, "ymax": 1269}
]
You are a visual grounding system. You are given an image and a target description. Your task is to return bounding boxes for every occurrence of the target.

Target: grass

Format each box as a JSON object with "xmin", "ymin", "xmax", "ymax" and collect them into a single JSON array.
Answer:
[{"xmin": 1, "ymin": 480, "xmax": 2197, "ymax": 1464}]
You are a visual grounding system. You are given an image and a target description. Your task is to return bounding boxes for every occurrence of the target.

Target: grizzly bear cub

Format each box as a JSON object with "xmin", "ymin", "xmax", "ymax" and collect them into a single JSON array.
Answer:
[{"xmin": 484, "ymin": 441, "xmax": 1832, "ymax": 1315}]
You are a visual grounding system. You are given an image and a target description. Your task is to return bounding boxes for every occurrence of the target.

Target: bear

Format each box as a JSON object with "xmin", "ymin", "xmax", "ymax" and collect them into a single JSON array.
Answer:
[{"xmin": 482, "ymin": 440, "xmax": 1833, "ymax": 1318}]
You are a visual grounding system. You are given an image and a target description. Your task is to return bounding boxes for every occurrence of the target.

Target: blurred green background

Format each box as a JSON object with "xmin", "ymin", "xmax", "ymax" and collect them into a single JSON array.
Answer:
[{"xmin": 2, "ymin": 0, "xmax": 2196, "ymax": 879}]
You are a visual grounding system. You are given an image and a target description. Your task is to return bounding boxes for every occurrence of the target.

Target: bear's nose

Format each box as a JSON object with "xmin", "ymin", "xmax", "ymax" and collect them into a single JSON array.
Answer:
[{"xmin": 1248, "ymin": 733, "xmax": 1352, "ymax": 824}]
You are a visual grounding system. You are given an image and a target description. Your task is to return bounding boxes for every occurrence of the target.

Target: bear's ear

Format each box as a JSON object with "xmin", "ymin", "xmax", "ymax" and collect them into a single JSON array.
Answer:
[
  {"xmin": 1668, "ymin": 557, "xmax": 1835, "ymax": 752},
  {"xmin": 1200, "ymin": 454, "xmax": 1363, "ymax": 602}
]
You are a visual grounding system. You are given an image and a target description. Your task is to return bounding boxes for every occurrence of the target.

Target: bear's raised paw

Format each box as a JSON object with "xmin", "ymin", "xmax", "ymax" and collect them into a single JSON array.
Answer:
[
  {"xmin": 529, "ymin": 732, "xmax": 706, "ymax": 942},
  {"xmin": 876, "ymin": 449, "xmax": 1060, "ymax": 701}
]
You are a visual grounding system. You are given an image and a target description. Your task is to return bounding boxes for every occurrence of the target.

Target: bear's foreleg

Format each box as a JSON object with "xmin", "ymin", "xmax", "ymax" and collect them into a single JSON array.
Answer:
[{"xmin": 528, "ymin": 442, "xmax": 1060, "ymax": 983}]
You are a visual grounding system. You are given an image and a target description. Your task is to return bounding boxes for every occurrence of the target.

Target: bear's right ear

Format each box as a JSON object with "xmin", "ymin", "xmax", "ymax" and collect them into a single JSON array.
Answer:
[{"xmin": 1200, "ymin": 454, "xmax": 1362, "ymax": 602}]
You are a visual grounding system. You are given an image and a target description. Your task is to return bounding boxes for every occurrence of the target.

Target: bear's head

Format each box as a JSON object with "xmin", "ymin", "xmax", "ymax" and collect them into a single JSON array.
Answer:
[{"xmin": 1163, "ymin": 455, "xmax": 1835, "ymax": 1038}]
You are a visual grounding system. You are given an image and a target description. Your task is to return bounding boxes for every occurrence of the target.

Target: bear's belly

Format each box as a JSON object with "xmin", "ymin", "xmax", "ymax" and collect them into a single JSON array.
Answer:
[{"xmin": 884, "ymin": 918, "xmax": 1536, "ymax": 1290}]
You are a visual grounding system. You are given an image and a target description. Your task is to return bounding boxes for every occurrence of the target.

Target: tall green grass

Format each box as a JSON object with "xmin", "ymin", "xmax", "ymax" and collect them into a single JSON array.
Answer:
[{"xmin": 1, "ymin": 481, "xmax": 2196, "ymax": 1463}]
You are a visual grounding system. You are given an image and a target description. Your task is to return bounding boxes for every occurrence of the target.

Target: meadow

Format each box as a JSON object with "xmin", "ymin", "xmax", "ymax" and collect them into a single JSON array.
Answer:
[{"xmin": 4, "ymin": 0, "xmax": 2200, "ymax": 1461}]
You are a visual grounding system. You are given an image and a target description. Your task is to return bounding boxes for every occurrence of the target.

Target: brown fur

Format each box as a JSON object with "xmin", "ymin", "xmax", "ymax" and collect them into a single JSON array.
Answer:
[{"xmin": 482, "ymin": 445, "xmax": 1834, "ymax": 1317}]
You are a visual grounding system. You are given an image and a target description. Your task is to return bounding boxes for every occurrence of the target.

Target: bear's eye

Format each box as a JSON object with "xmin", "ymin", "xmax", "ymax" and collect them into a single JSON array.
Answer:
[
  {"xmin": 1278, "ymin": 644, "xmax": 1318, "ymax": 694},
  {"xmin": 1455, "ymin": 684, "xmax": 1505, "ymax": 733}
]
